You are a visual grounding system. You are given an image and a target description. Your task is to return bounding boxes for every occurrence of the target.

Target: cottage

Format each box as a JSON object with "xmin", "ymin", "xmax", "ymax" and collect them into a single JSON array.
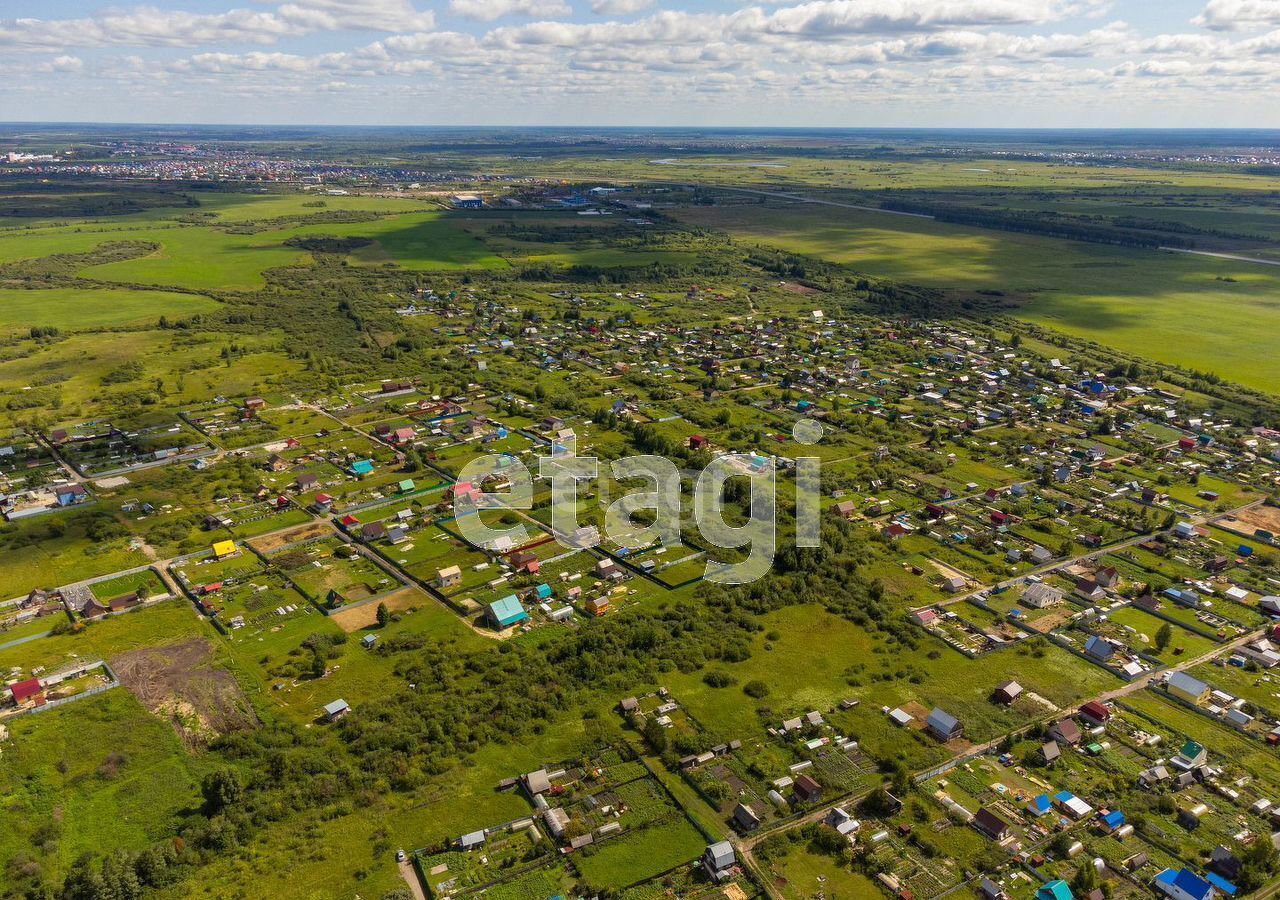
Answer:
[
  {"xmin": 437, "ymin": 565, "xmax": 462, "ymax": 589},
  {"xmin": 1173, "ymin": 739, "xmax": 1208, "ymax": 770},
  {"xmin": 56, "ymin": 484, "xmax": 88, "ymax": 506},
  {"xmin": 1079, "ymin": 700, "xmax": 1111, "ymax": 726},
  {"xmin": 1167, "ymin": 671, "xmax": 1209, "ymax": 704},
  {"xmin": 1049, "ymin": 718, "xmax": 1082, "ymax": 746},
  {"xmin": 732, "ymin": 802, "xmax": 760, "ymax": 831},
  {"xmin": 1022, "ymin": 582, "xmax": 1064, "ymax": 608},
  {"xmin": 702, "ymin": 841, "xmax": 736, "ymax": 882},
  {"xmin": 324, "ymin": 699, "xmax": 349, "ymax": 721},
  {"xmin": 8, "ymin": 677, "xmax": 43, "ymax": 707},
  {"xmin": 1153, "ymin": 868, "xmax": 1217, "ymax": 900},
  {"xmin": 926, "ymin": 707, "xmax": 963, "ymax": 741},
  {"xmin": 973, "ymin": 807, "xmax": 1010, "ymax": 841},
  {"xmin": 792, "ymin": 773, "xmax": 823, "ymax": 803},
  {"xmin": 510, "ymin": 551, "xmax": 540, "ymax": 574},
  {"xmin": 911, "ymin": 609, "xmax": 939, "ymax": 627},
  {"xmin": 487, "ymin": 595, "xmax": 528, "ymax": 630},
  {"xmin": 1054, "ymin": 790, "xmax": 1093, "ymax": 819},
  {"xmin": 994, "ymin": 681, "xmax": 1022, "ymax": 705},
  {"xmin": 522, "ymin": 769, "xmax": 552, "ymax": 796},
  {"xmin": 1084, "ymin": 635, "xmax": 1116, "ymax": 662},
  {"xmin": 211, "ymin": 539, "xmax": 238, "ymax": 560}
]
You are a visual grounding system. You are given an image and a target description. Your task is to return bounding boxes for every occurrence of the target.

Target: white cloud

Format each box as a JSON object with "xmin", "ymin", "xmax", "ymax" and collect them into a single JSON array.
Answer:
[
  {"xmin": 0, "ymin": 1, "xmax": 434, "ymax": 51},
  {"xmin": 449, "ymin": 0, "xmax": 573, "ymax": 21},
  {"xmin": 1193, "ymin": 0, "xmax": 1280, "ymax": 31},
  {"xmin": 591, "ymin": 0, "xmax": 656, "ymax": 14}
]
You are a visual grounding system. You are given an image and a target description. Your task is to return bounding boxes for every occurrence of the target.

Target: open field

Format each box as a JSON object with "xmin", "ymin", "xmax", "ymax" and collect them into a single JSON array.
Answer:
[
  {"xmin": 676, "ymin": 201, "xmax": 1280, "ymax": 391},
  {"xmin": 0, "ymin": 287, "xmax": 219, "ymax": 334}
]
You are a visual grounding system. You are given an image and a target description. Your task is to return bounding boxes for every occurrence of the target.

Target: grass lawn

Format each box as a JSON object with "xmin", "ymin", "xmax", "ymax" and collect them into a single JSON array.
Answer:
[
  {"xmin": 767, "ymin": 843, "xmax": 884, "ymax": 900},
  {"xmin": 0, "ymin": 528, "xmax": 148, "ymax": 600},
  {"xmin": 659, "ymin": 603, "xmax": 1119, "ymax": 769},
  {"xmin": 573, "ymin": 817, "xmax": 706, "ymax": 890}
]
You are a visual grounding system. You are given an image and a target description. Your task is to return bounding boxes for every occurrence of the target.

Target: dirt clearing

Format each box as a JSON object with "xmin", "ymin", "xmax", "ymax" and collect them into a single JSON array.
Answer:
[
  {"xmin": 1222, "ymin": 506, "xmax": 1280, "ymax": 537},
  {"xmin": 112, "ymin": 638, "xmax": 258, "ymax": 747},
  {"xmin": 250, "ymin": 520, "xmax": 333, "ymax": 553}
]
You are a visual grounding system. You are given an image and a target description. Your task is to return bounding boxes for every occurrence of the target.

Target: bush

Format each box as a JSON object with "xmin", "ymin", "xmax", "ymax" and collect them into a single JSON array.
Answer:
[{"xmin": 743, "ymin": 679, "xmax": 770, "ymax": 698}]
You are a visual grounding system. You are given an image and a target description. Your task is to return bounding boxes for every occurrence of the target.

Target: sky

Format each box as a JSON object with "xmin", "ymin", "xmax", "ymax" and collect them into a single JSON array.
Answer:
[{"xmin": 1, "ymin": 0, "xmax": 1279, "ymax": 126}]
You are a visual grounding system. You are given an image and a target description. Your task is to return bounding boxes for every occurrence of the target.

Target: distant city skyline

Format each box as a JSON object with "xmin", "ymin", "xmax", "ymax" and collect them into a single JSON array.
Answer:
[{"xmin": 1, "ymin": 0, "xmax": 1278, "ymax": 126}]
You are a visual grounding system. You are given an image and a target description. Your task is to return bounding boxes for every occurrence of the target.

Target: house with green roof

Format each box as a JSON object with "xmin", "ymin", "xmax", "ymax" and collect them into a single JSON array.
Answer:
[
  {"xmin": 488, "ymin": 595, "xmax": 528, "ymax": 630},
  {"xmin": 1036, "ymin": 881, "xmax": 1073, "ymax": 900}
]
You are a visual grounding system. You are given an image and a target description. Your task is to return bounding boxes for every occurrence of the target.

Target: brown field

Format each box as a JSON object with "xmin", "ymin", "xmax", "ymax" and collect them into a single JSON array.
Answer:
[
  {"xmin": 249, "ymin": 520, "xmax": 334, "ymax": 553},
  {"xmin": 1221, "ymin": 505, "xmax": 1280, "ymax": 536},
  {"xmin": 328, "ymin": 586, "xmax": 428, "ymax": 632}
]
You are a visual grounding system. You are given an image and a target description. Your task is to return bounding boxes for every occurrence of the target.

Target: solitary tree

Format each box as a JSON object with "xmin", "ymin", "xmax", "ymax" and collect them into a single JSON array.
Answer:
[
  {"xmin": 201, "ymin": 769, "xmax": 244, "ymax": 815},
  {"xmin": 376, "ymin": 602, "xmax": 390, "ymax": 628},
  {"xmin": 1155, "ymin": 622, "xmax": 1173, "ymax": 653}
]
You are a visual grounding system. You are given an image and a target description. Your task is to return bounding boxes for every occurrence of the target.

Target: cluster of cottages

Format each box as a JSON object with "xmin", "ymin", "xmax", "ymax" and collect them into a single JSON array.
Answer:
[
  {"xmin": 8, "ymin": 581, "xmax": 151, "ymax": 624},
  {"xmin": 473, "ymin": 555, "xmax": 624, "ymax": 631},
  {"xmin": 957, "ymin": 700, "xmax": 1253, "ymax": 900},
  {"xmin": 1162, "ymin": 669, "xmax": 1280, "ymax": 743}
]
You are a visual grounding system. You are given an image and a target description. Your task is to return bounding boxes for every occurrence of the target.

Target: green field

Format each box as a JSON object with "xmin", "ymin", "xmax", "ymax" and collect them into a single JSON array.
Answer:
[
  {"xmin": 677, "ymin": 201, "xmax": 1280, "ymax": 392},
  {"xmin": 0, "ymin": 690, "xmax": 218, "ymax": 880},
  {"xmin": 0, "ymin": 287, "xmax": 218, "ymax": 334}
]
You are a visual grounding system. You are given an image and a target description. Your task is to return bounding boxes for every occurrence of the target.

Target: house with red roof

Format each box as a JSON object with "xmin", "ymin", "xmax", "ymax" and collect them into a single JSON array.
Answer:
[{"xmin": 9, "ymin": 677, "xmax": 43, "ymax": 707}]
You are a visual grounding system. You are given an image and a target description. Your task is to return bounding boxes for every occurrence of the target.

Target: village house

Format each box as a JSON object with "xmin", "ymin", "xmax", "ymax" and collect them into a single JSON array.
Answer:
[{"xmin": 926, "ymin": 707, "xmax": 963, "ymax": 741}]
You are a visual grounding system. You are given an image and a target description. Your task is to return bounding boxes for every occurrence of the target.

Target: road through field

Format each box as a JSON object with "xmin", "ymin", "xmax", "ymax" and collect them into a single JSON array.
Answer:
[
  {"xmin": 1159, "ymin": 246, "xmax": 1280, "ymax": 267},
  {"xmin": 716, "ymin": 187, "xmax": 937, "ymax": 219}
]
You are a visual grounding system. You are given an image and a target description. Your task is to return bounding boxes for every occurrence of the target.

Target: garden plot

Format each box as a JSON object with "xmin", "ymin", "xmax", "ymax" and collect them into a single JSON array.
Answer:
[
  {"xmin": 375, "ymin": 522, "xmax": 491, "ymax": 592},
  {"xmin": 607, "ymin": 539, "xmax": 706, "ymax": 589},
  {"xmin": 199, "ymin": 571, "xmax": 313, "ymax": 634},
  {"xmin": 0, "ymin": 430, "xmax": 59, "ymax": 492},
  {"xmin": 88, "ymin": 569, "xmax": 168, "ymax": 603},
  {"xmin": 212, "ymin": 496, "xmax": 312, "ymax": 539},
  {"xmin": 268, "ymin": 536, "xmax": 399, "ymax": 608},
  {"xmin": 917, "ymin": 603, "xmax": 1031, "ymax": 656},
  {"xmin": 418, "ymin": 828, "xmax": 555, "ymax": 898}
]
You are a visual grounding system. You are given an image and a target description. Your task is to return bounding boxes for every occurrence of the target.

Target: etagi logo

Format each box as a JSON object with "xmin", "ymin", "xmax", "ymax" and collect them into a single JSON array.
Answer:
[{"xmin": 451, "ymin": 419, "xmax": 824, "ymax": 585}]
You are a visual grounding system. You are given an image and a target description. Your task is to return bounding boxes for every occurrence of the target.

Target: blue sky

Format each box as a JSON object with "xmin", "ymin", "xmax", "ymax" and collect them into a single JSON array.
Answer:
[{"xmin": 1, "ymin": 0, "xmax": 1278, "ymax": 126}]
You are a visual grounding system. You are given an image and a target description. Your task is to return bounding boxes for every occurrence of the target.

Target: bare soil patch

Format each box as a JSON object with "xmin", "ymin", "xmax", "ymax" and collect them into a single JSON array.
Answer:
[
  {"xmin": 250, "ymin": 520, "xmax": 333, "ymax": 553},
  {"xmin": 112, "ymin": 638, "xmax": 258, "ymax": 747},
  {"xmin": 1224, "ymin": 505, "xmax": 1280, "ymax": 536}
]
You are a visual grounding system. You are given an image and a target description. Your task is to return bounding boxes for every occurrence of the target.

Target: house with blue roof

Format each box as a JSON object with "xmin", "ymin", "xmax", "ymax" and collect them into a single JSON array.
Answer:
[
  {"xmin": 1026, "ymin": 794, "xmax": 1052, "ymax": 817},
  {"xmin": 487, "ymin": 595, "xmax": 528, "ymax": 630},
  {"xmin": 1204, "ymin": 873, "xmax": 1237, "ymax": 897},
  {"xmin": 534, "ymin": 583, "xmax": 553, "ymax": 601},
  {"xmin": 1084, "ymin": 635, "xmax": 1115, "ymax": 662},
  {"xmin": 350, "ymin": 459, "xmax": 374, "ymax": 477},
  {"xmin": 1101, "ymin": 810, "xmax": 1125, "ymax": 831},
  {"xmin": 1154, "ymin": 868, "xmax": 1217, "ymax": 900}
]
